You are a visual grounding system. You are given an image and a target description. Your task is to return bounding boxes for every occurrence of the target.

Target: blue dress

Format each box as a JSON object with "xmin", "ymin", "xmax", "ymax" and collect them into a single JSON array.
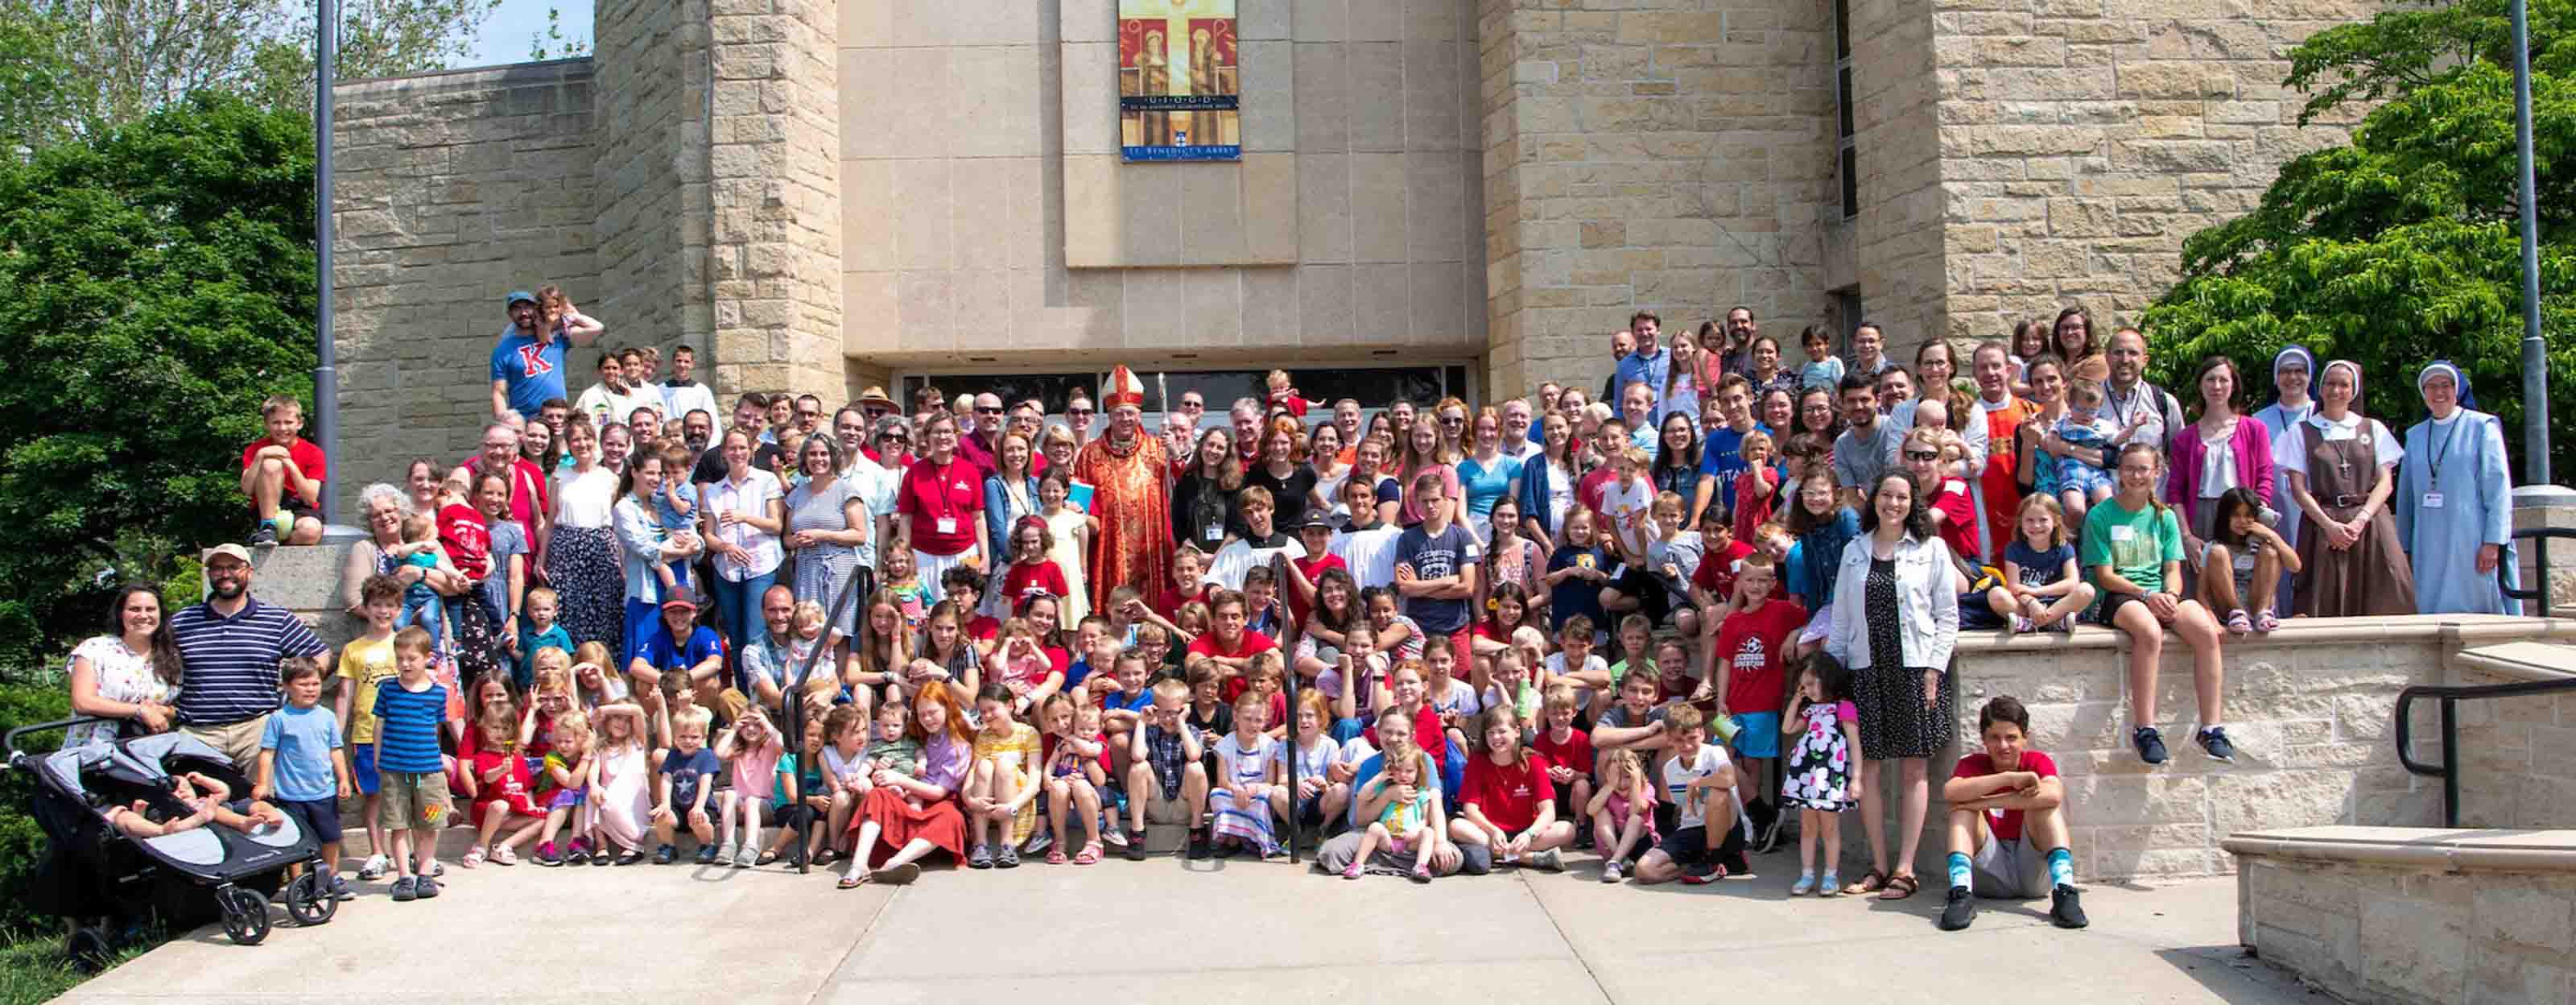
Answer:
[{"xmin": 2395, "ymin": 410, "xmax": 2520, "ymax": 615}]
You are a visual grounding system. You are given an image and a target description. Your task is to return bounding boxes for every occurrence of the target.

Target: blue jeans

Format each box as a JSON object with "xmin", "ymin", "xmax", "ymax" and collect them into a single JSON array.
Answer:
[
  {"xmin": 708, "ymin": 569, "xmax": 778, "ymax": 670},
  {"xmin": 398, "ymin": 593, "xmax": 444, "ymax": 658},
  {"xmin": 622, "ymin": 598, "xmax": 663, "ymax": 667}
]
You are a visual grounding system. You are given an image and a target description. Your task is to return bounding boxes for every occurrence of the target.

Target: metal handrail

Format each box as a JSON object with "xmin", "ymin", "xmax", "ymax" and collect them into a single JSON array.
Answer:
[
  {"xmin": 777, "ymin": 560, "xmax": 871, "ymax": 875},
  {"xmin": 2395, "ymin": 673, "xmax": 2576, "ymax": 828},
  {"xmin": 2499, "ymin": 526, "xmax": 2575, "ymax": 614}
]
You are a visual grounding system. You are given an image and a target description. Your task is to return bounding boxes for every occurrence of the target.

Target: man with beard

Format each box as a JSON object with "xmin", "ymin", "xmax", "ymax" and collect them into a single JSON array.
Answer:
[
  {"xmin": 658, "ymin": 345, "xmax": 719, "ymax": 428},
  {"xmin": 958, "ymin": 392, "xmax": 1006, "ymax": 478},
  {"xmin": 1072, "ymin": 366, "xmax": 1176, "ymax": 613},
  {"xmin": 490, "ymin": 290, "xmax": 601, "ymax": 425},
  {"xmin": 170, "ymin": 544, "xmax": 330, "ymax": 771}
]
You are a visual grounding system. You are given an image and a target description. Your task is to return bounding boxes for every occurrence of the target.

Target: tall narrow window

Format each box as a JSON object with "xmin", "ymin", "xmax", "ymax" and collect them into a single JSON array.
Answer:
[{"xmin": 1833, "ymin": 0, "xmax": 1857, "ymax": 220}]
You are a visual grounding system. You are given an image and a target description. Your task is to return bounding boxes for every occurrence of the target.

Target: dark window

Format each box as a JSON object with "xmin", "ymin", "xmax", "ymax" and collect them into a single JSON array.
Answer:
[
  {"xmin": 1833, "ymin": 0, "xmax": 1857, "ymax": 221},
  {"xmin": 1840, "ymin": 147, "xmax": 1859, "ymax": 220}
]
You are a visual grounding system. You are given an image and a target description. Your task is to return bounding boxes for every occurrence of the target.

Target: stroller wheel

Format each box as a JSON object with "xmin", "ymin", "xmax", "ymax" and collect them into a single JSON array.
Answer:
[
  {"xmin": 65, "ymin": 927, "xmax": 111, "ymax": 973},
  {"xmin": 283, "ymin": 873, "xmax": 338, "ymax": 927},
  {"xmin": 217, "ymin": 887, "xmax": 271, "ymax": 946}
]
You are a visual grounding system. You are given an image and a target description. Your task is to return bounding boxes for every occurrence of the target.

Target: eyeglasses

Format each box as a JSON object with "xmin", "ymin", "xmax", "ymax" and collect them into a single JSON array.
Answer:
[
  {"xmin": 1905, "ymin": 449, "xmax": 1942, "ymax": 461},
  {"xmin": 1179, "ymin": 399, "xmax": 1204, "ymax": 409}
]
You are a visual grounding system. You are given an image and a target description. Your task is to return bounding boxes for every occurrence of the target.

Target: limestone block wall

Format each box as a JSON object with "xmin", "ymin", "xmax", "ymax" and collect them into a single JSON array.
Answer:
[
  {"xmin": 707, "ymin": 0, "xmax": 843, "ymax": 398},
  {"xmin": 1930, "ymin": 0, "xmax": 2372, "ymax": 343},
  {"xmin": 2453, "ymin": 662, "xmax": 2576, "ymax": 830},
  {"xmin": 1480, "ymin": 0, "xmax": 1839, "ymax": 399},
  {"xmin": 592, "ymin": 0, "xmax": 704, "ymax": 361},
  {"xmin": 839, "ymin": 0, "xmax": 1487, "ymax": 372},
  {"xmin": 2229, "ymin": 828, "xmax": 2576, "ymax": 1005},
  {"xmin": 1936, "ymin": 616, "xmax": 2574, "ymax": 883},
  {"xmin": 1844, "ymin": 0, "xmax": 1949, "ymax": 357},
  {"xmin": 329, "ymin": 60, "xmax": 601, "ymax": 517}
]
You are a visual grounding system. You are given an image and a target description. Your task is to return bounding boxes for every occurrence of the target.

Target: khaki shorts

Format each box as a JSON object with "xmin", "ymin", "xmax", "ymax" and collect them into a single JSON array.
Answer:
[
  {"xmin": 182, "ymin": 717, "xmax": 270, "ymax": 773},
  {"xmin": 378, "ymin": 771, "xmax": 453, "ymax": 831}
]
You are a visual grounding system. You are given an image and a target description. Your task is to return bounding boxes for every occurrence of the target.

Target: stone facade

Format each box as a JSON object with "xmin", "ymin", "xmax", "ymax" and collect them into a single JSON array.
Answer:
[
  {"xmin": 328, "ymin": 60, "xmax": 601, "ymax": 517},
  {"xmin": 2230, "ymin": 827, "xmax": 2576, "ymax": 1005},
  {"xmin": 328, "ymin": 0, "xmax": 2377, "ymax": 497}
]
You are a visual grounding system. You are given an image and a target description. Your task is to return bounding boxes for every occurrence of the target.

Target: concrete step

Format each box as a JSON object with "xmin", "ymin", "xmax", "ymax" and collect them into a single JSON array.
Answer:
[{"xmin": 2453, "ymin": 640, "xmax": 2576, "ymax": 680}]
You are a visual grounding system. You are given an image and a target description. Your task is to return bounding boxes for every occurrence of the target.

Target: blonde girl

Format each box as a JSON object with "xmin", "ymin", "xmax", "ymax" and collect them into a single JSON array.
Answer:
[
  {"xmin": 1038, "ymin": 693, "xmax": 1107, "ymax": 865},
  {"xmin": 1208, "ymin": 689, "xmax": 1285, "ymax": 858},
  {"xmin": 852, "ymin": 589, "xmax": 910, "ymax": 710},
  {"xmin": 985, "ymin": 616, "xmax": 1063, "ymax": 717},
  {"xmin": 1988, "ymin": 493, "xmax": 2098, "ymax": 633},
  {"xmin": 1584, "ymin": 747, "xmax": 1657, "ymax": 882},
  {"xmin": 1037, "ymin": 471, "xmax": 1095, "ymax": 627},
  {"xmin": 712, "ymin": 707, "xmax": 784, "ymax": 867},
  {"xmin": 817, "ymin": 704, "xmax": 873, "ymax": 861},
  {"xmin": 965, "ymin": 682, "xmax": 1043, "ymax": 868},
  {"xmin": 533, "ymin": 713, "xmax": 595, "ymax": 865},
  {"xmin": 569, "ymin": 640, "xmax": 629, "ymax": 713},
  {"xmin": 1346, "ymin": 738, "xmax": 1443, "ymax": 882}
]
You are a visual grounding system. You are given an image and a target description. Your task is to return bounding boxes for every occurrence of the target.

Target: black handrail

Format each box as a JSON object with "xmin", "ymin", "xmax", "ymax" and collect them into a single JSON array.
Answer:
[
  {"xmin": 2395, "ymin": 673, "xmax": 2576, "ymax": 828},
  {"xmin": 2499, "ymin": 526, "xmax": 2576, "ymax": 614},
  {"xmin": 778, "ymin": 559, "xmax": 871, "ymax": 875}
]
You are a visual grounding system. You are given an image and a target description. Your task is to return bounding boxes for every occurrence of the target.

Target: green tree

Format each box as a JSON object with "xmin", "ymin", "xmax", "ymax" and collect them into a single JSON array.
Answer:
[
  {"xmin": 0, "ymin": 93, "xmax": 317, "ymax": 674},
  {"xmin": 2142, "ymin": 0, "xmax": 2576, "ymax": 482},
  {"xmin": 528, "ymin": 6, "xmax": 589, "ymax": 60},
  {"xmin": 0, "ymin": 0, "xmax": 497, "ymax": 149}
]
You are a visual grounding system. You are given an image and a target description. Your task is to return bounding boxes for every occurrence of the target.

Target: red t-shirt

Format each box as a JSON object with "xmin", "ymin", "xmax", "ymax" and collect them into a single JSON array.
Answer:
[
  {"xmin": 1287, "ymin": 553, "xmax": 1347, "ymax": 631},
  {"xmin": 1577, "ymin": 465, "xmax": 1619, "ymax": 520},
  {"xmin": 242, "ymin": 437, "xmax": 327, "ymax": 507},
  {"xmin": 1928, "ymin": 477, "xmax": 1979, "ymax": 564},
  {"xmin": 965, "ymin": 615, "xmax": 1002, "ymax": 644},
  {"xmin": 1714, "ymin": 598, "xmax": 1808, "ymax": 714},
  {"xmin": 1951, "ymin": 749, "xmax": 2058, "ymax": 842},
  {"xmin": 1530, "ymin": 726, "xmax": 1596, "ymax": 778},
  {"xmin": 1732, "ymin": 467, "xmax": 1777, "ymax": 544},
  {"xmin": 1188, "ymin": 629, "xmax": 1278, "ymax": 690},
  {"xmin": 897, "ymin": 457, "xmax": 985, "ymax": 556},
  {"xmin": 1365, "ymin": 703, "xmax": 1445, "ymax": 753},
  {"xmin": 438, "ymin": 502, "xmax": 492, "ymax": 581},
  {"xmin": 1690, "ymin": 539, "xmax": 1758, "ymax": 602},
  {"xmin": 1002, "ymin": 560, "xmax": 1070, "ymax": 608},
  {"xmin": 1459, "ymin": 752, "xmax": 1557, "ymax": 833},
  {"xmin": 1150, "ymin": 582, "xmax": 1212, "ymax": 622}
]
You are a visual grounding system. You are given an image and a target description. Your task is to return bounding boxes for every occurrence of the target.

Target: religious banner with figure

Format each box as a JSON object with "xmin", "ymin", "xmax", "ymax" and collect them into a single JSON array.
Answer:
[{"xmin": 1117, "ymin": 0, "xmax": 1241, "ymax": 161}]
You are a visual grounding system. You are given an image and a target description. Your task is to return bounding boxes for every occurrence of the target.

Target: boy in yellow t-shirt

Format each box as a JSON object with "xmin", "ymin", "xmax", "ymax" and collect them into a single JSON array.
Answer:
[{"xmin": 336, "ymin": 574, "xmax": 403, "ymax": 879}]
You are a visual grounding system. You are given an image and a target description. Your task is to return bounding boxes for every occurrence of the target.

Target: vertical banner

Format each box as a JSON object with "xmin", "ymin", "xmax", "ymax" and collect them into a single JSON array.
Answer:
[{"xmin": 1118, "ymin": 0, "xmax": 1241, "ymax": 162}]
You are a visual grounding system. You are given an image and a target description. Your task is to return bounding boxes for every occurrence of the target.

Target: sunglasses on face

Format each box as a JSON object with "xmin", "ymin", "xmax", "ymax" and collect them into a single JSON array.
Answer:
[
  {"xmin": 976, "ymin": 406, "xmax": 1003, "ymax": 414},
  {"xmin": 1906, "ymin": 449, "xmax": 1941, "ymax": 461},
  {"xmin": 1068, "ymin": 408, "xmax": 1093, "ymax": 417}
]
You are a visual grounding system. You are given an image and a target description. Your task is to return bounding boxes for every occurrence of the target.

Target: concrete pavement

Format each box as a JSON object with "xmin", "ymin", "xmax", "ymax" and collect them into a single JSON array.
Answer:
[{"xmin": 61, "ymin": 847, "xmax": 2329, "ymax": 1005}]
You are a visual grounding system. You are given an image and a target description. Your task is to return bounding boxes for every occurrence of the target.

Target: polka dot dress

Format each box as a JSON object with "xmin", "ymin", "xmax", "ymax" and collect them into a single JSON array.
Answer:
[{"xmin": 1855, "ymin": 557, "xmax": 1951, "ymax": 760}]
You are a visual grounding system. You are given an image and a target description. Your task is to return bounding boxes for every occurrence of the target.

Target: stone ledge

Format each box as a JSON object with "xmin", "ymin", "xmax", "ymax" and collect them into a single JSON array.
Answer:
[
  {"xmin": 333, "ymin": 57, "xmax": 597, "ymax": 93},
  {"xmin": 2227, "ymin": 825, "xmax": 2576, "ymax": 872},
  {"xmin": 2451, "ymin": 641, "xmax": 2576, "ymax": 684},
  {"xmin": 1955, "ymin": 613, "xmax": 2576, "ymax": 656}
]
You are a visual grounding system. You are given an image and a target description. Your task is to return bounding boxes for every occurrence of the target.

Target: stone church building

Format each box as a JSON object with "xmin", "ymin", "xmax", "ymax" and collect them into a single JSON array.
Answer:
[{"xmin": 324, "ymin": 0, "xmax": 2369, "ymax": 512}]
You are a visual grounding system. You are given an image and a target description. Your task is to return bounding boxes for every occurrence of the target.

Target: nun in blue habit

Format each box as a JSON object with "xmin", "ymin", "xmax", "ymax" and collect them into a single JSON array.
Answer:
[
  {"xmin": 2252, "ymin": 345, "xmax": 2318, "ymax": 606},
  {"xmin": 2394, "ymin": 361, "xmax": 2520, "ymax": 615}
]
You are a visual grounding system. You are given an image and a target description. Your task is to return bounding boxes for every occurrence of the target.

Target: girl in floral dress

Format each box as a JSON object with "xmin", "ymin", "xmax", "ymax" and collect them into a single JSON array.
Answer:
[{"xmin": 1781, "ymin": 654, "xmax": 1863, "ymax": 897}]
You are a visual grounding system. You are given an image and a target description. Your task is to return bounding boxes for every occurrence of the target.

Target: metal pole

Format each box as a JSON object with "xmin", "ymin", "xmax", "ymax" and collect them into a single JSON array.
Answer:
[
  {"xmin": 312, "ymin": 0, "xmax": 340, "ymax": 524},
  {"xmin": 2511, "ymin": 0, "xmax": 2550, "ymax": 485}
]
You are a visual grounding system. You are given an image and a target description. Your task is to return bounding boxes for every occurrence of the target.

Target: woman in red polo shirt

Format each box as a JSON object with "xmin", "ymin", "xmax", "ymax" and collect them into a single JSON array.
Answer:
[{"xmin": 898, "ymin": 412, "xmax": 988, "ymax": 593}]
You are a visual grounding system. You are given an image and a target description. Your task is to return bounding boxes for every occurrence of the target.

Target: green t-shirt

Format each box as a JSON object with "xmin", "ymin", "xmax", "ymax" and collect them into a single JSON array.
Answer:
[
  {"xmin": 2079, "ymin": 496, "xmax": 2182, "ymax": 594},
  {"xmin": 1608, "ymin": 656, "xmax": 1654, "ymax": 689}
]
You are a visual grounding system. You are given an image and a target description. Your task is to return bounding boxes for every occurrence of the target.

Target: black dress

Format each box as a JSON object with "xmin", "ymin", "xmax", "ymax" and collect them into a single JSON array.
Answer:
[{"xmin": 1854, "ymin": 557, "xmax": 1951, "ymax": 759}]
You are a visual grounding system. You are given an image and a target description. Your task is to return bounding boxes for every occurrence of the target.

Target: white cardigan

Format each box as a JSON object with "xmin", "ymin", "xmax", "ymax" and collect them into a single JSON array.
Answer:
[{"xmin": 1823, "ymin": 531, "xmax": 1961, "ymax": 672}]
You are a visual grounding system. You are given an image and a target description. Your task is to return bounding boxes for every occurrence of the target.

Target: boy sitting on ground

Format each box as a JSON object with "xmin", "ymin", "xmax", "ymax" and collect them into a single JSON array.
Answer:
[{"xmin": 1938, "ymin": 695, "xmax": 2088, "ymax": 932}]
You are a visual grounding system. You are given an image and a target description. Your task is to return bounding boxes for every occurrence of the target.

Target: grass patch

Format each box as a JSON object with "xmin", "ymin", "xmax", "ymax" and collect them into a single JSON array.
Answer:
[{"xmin": 0, "ymin": 925, "xmax": 159, "ymax": 1005}]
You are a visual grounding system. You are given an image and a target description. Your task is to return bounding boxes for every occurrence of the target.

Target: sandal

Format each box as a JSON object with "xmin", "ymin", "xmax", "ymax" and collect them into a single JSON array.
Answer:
[
  {"xmin": 460, "ymin": 846, "xmax": 486, "ymax": 869},
  {"xmin": 756, "ymin": 850, "xmax": 781, "ymax": 866},
  {"xmin": 1046, "ymin": 848, "xmax": 1069, "ymax": 866},
  {"xmin": 1843, "ymin": 869, "xmax": 1888, "ymax": 895},
  {"xmin": 1074, "ymin": 842, "xmax": 1103, "ymax": 866},
  {"xmin": 2254, "ymin": 610, "xmax": 2281, "ymax": 632},
  {"xmin": 836, "ymin": 872, "xmax": 867, "ymax": 889},
  {"xmin": 812, "ymin": 849, "xmax": 838, "ymax": 867},
  {"xmin": 2225, "ymin": 608, "xmax": 2252, "ymax": 635},
  {"xmin": 491, "ymin": 846, "xmax": 518, "ymax": 866},
  {"xmin": 1879, "ymin": 872, "xmax": 1921, "ymax": 900}
]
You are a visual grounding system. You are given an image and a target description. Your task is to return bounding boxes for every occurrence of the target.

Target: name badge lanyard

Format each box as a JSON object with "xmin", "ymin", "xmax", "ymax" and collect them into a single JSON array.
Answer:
[{"xmin": 2424, "ymin": 414, "xmax": 2463, "ymax": 496}]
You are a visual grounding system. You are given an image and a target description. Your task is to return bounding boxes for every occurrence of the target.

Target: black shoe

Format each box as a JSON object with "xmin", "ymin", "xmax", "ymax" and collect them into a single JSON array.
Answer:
[
  {"xmin": 1121, "ymin": 840, "xmax": 1150, "ymax": 861},
  {"xmin": 1678, "ymin": 860, "xmax": 1719, "ymax": 884},
  {"xmin": 694, "ymin": 843, "xmax": 720, "ymax": 866},
  {"xmin": 2195, "ymin": 726, "xmax": 2237, "ymax": 763},
  {"xmin": 1212, "ymin": 839, "xmax": 1241, "ymax": 859},
  {"xmin": 653, "ymin": 844, "xmax": 677, "ymax": 866},
  {"xmin": 389, "ymin": 877, "xmax": 418, "ymax": 902},
  {"xmin": 1186, "ymin": 830, "xmax": 1212, "ymax": 860},
  {"xmin": 412, "ymin": 878, "xmax": 440, "ymax": 900},
  {"xmin": 2132, "ymin": 726, "xmax": 2169, "ymax": 766},
  {"xmin": 1938, "ymin": 886, "xmax": 1977, "ymax": 931},
  {"xmin": 607, "ymin": 849, "xmax": 632, "ymax": 866},
  {"xmin": 249, "ymin": 524, "xmax": 279, "ymax": 547},
  {"xmin": 2050, "ymin": 884, "xmax": 2090, "ymax": 928},
  {"xmin": 1720, "ymin": 851, "xmax": 1752, "ymax": 878}
]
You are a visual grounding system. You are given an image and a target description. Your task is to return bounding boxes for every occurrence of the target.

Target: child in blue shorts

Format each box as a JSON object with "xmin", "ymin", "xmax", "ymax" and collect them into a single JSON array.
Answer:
[
  {"xmin": 336, "ymin": 573, "xmax": 405, "ymax": 880},
  {"xmin": 257, "ymin": 659, "xmax": 353, "ymax": 900},
  {"xmin": 1712, "ymin": 552, "xmax": 1806, "ymax": 853},
  {"xmin": 2054, "ymin": 380, "xmax": 2143, "ymax": 527}
]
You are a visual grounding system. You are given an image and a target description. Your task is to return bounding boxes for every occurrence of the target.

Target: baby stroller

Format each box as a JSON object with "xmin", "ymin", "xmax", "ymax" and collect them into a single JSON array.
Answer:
[{"xmin": 6, "ymin": 718, "xmax": 339, "ymax": 964}]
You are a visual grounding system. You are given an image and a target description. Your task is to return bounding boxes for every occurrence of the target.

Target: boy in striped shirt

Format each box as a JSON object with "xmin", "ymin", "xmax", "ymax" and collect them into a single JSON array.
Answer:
[{"xmin": 374, "ymin": 627, "xmax": 452, "ymax": 902}]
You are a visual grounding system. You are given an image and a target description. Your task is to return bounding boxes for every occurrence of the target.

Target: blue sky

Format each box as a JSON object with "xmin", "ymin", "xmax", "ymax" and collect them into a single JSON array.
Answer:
[{"xmin": 468, "ymin": 0, "xmax": 593, "ymax": 67}]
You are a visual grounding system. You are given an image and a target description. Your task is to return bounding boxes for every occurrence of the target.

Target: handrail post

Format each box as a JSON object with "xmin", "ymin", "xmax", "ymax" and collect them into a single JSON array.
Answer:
[{"xmin": 2439, "ymin": 697, "xmax": 2458, "ymax": 829}]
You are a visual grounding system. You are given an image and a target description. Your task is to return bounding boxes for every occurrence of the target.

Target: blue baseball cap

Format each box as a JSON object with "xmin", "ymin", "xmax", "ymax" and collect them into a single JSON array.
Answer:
[{"xmin": 505, "ymin": 290, "xmax": 539, "ymax": 309}]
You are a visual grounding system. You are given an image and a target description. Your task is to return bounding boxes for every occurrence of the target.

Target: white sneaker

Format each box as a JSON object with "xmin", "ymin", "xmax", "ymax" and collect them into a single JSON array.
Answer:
[{"xmin": 358, "ymin": 854, "xmax": 390, "ymax": 880}]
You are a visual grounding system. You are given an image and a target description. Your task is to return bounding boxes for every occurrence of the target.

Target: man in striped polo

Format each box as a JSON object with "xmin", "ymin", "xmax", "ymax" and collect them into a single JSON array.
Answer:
[{"xmin": 172, "ymin": 544, "xmax": 329, "ymax": 771}]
